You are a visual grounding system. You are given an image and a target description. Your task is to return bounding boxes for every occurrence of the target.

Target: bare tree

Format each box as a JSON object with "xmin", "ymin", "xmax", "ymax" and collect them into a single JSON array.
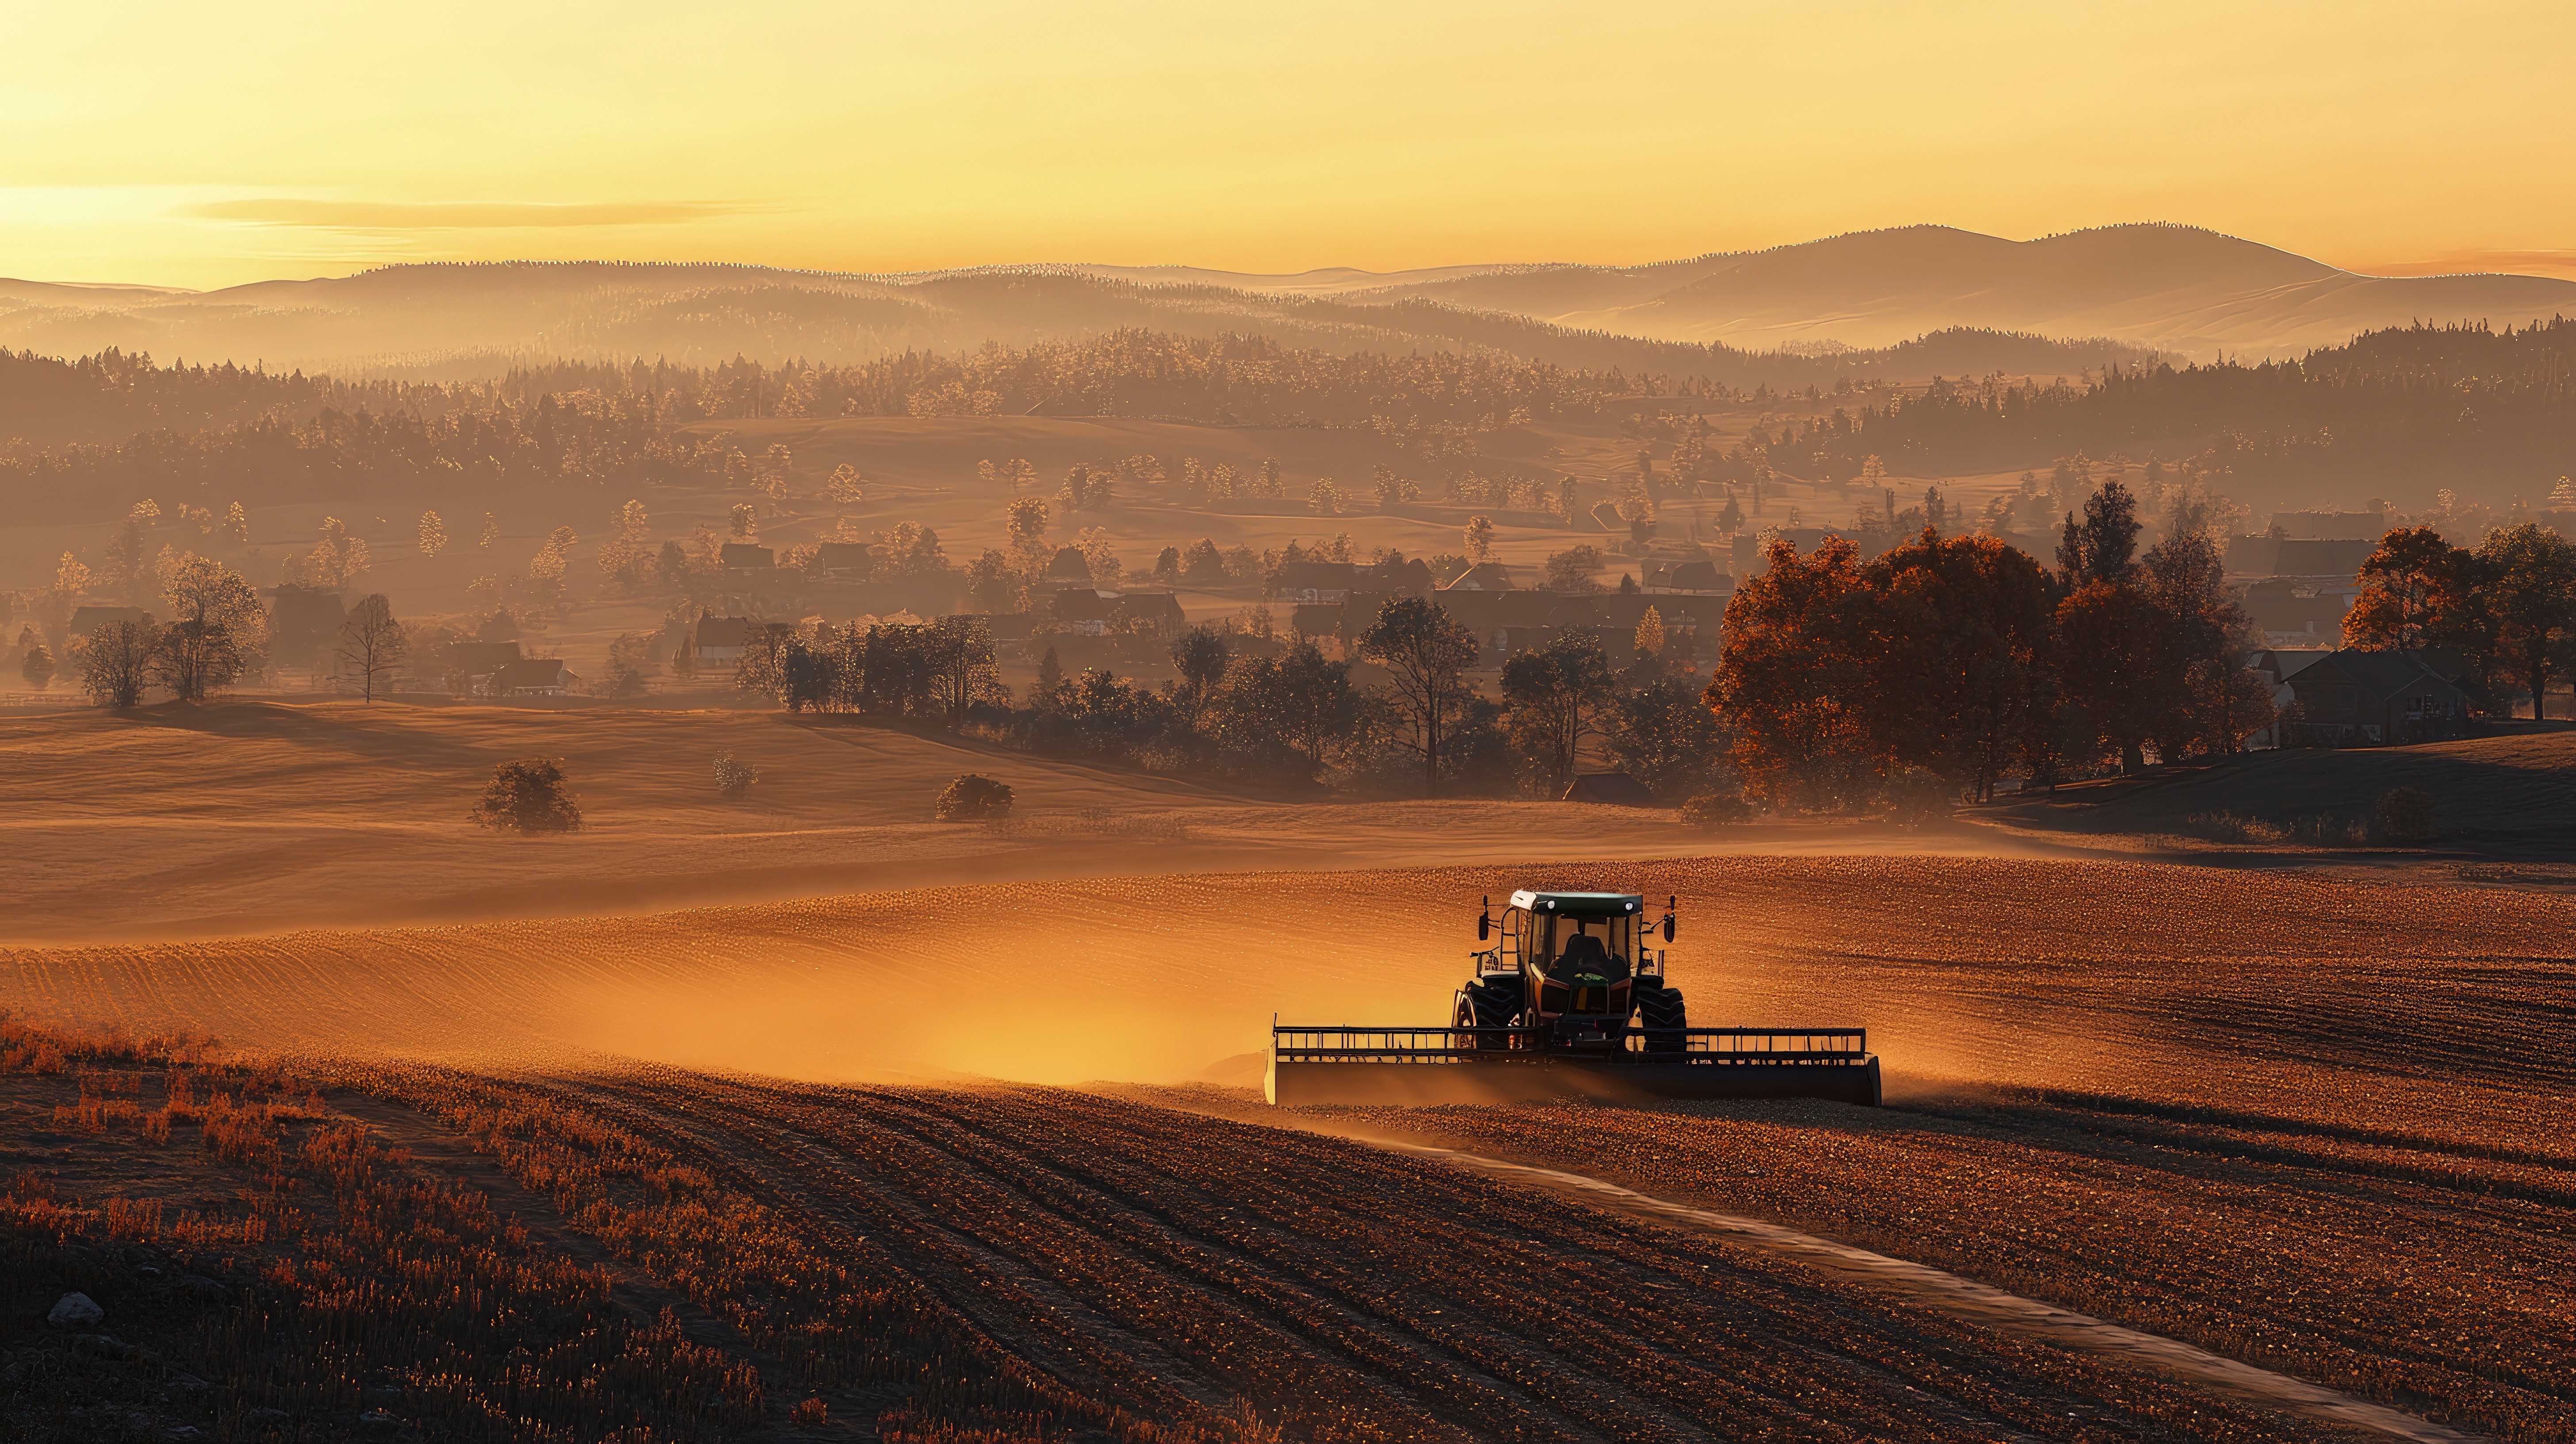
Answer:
[
  {"xmin": 80, "ymin": 620, "xmax": 159, "ymax": 708},
  {"xmin": 1357, "ymin": 596, "xmax": 1482, "ymax": 796},
  {"xmin": 335, "ymin": 593, "xmax": 408, "ymax": 702}
]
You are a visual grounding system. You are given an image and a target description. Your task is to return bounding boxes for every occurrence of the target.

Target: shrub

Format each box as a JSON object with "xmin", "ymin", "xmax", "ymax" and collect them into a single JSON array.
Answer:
[
  {"xmin": 935, "ymin": 773, "xmax": 1013, "ymax": 822},
  {"xmin": 1882, "ymin": 767, "xmax": 1955, "ymax": 828},
  {"xmin": 471, "ymin": 758, "xmax": 583, "ymax": 833},
  {"xmin": 1679, "ymin": 791, "xmax": 1754, "ymax": 828},
  {"xmin": 2377, "ymin": 786, "xmax": 2436, "ymax": 843},
  {"xmin": 2188, "ymin": 809, "xmax": 2288, "ymax": 845},
  {"xmin": 713, "ymin": 751, "xmax": 759, "ymax": 798}
]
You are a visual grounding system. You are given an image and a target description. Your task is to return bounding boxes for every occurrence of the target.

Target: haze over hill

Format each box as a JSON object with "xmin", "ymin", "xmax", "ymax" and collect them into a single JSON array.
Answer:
[
  {"xmin": 0, "ymin": 259, "xmax": 2166, "ymax": 385},
  {"xmin": 1084, "ymin": 224, "xmax": 2576, "ymax": 358},
  {"xmin": 8, "ymin": 223, "xmax": 2566, "ymax": 380}
]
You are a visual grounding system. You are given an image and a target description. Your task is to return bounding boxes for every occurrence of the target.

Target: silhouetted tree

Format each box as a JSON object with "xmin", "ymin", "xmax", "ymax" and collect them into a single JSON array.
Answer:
[
  {"xmin": 80, "ymin": 620, "xmax": 158, "ymax": 708},
  {"xmin": 335, "ymin": 594, "xmax": 407, "ymax": 702},
  {"xmin": 1501, "ymin": 633, "xmax": 1618, "ymax": 796},
  {"xmin": 471, "ymin": 758, "xmax": 583, "ymax": 833},
  {"xmin": 1357, "ymin": 596, "xmax": 1481, "ymax": 796},
  {"xmin": 2477, "ymin": 523, "xmax": 2576, "ymax": 718},
  {"xmin": 2057, "ymin": 479, "xmax": 2141, "ymax": 588}
]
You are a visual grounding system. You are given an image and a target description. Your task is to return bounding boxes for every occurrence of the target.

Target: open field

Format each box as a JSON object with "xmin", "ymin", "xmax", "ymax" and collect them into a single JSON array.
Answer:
[
  {"xmin": 0, "ymin": 700, "xmax": 2063, "ymax": 943},
  {"xmin": 0, "ymin": 1025, "xmax": 2474, "ymax": 1443},
  {"xmin": 5, "ymin": 853, "xmax": 2567, "ymax": 1121},
  {"xmin": 10, "ymin": 748, "xmax": 2573, "ymax": 1439}
]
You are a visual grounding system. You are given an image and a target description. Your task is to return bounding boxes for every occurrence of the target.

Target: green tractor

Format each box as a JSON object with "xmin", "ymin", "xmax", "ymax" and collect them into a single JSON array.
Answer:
[
  {"xmin": 1267, "ymin": 886, "xmax": 1880, "ymax": 1107},
  {"xmin": 1453, "ymin": 891, "xmax": 1687, "ymax": 1051}
]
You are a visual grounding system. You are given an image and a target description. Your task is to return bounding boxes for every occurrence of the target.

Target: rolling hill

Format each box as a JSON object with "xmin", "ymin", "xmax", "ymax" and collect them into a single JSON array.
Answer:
[
  {"xmin": 28, "ymin": 219, "xmax": 2566, "ymax": 378},
  {"xmin": 1095, "ymin": 225, "xmax": 2576, "ymax": 358},
  {"xmin": 0, "ymin": 259, "xmax": 2167, "ymax": 386}
]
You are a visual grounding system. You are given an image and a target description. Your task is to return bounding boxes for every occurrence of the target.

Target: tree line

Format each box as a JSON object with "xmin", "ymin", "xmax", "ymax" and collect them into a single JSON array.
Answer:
[
  {"xmin": 1710, "ymin": 482, "xmax": 2266, "ymax": 806},
  {"xmin": 1791, "ymin": 319, "xmax": 2576, "ymax": 493},
  {"xmin": 731, "ymin": 599, "xmax": 1722, "ymax": 799},
  {"xmin": 2341, "ymin": 520, "xmax": 2576, "ymax": 715}
]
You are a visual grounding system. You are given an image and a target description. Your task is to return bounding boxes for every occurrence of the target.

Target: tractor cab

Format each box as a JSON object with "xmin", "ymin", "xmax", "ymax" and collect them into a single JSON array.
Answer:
[{"xmin": 1460, "ymin": 891, "xmax": 1680, "ymax": 1046}]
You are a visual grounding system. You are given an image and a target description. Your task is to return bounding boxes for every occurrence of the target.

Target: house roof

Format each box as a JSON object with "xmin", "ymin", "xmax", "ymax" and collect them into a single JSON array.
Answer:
[
  {"xmin": 720, "ymin": 543, "xmax": 774, "ymax": 568},
  {"xmin": 1114, "ymin": 591, "xmax": 1184, "ymax": 619},
  {"xmin": 1651, "ymin": 558, "xmax": 1729, "ymax": 591},
  {"xmin": 1363, "ymin": 558, "xmax": 1436, "ymax": 593},
  {"xmin": 452, "ymin": 641, "xmax": 525, "ymax": 673},
  {"xmin": 1440, "ymin": 561, "xmax": 1517, "ymax": 591},
  {"xmin": 1279, "ymin": 561, "xmax": 1357, "ymax": 589},
  {"xmin": 1052, "ymin": 589, "xmax": 1114, "ymax": 623},
  {"xmin": 695, "ymin": 615, "xmax": 758, "ymax": 649},
  {"xmin": 2293, "ymin": 649, "xmax": 2467, "ymax": 703},
  {"xmin": 2249, "ymin": 648, "xmax": 2331, "ymax": 681},
  {"xmin": 815, "ymin": 542, "xmax": 871, "ymax": 568},
  {"xmin": 490, "ymin": 658, "xmax": 575, "ymax": 691}
]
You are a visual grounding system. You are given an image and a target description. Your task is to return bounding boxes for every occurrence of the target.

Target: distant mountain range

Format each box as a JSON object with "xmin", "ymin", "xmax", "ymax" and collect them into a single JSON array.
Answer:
[
  {"xmin": 1066, "ymin": 225, "xmax": 2576, "ymax": 357},
  {"xmin": 4, "ymin": 223, "xmax": 2566, "ymax": 380}
]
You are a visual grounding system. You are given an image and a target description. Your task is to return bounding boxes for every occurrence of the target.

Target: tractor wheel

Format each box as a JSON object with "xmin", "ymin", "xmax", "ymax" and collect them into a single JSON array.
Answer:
[
  {"xmin": 1635, "ymin": 983, "xmax": 1688, "ymax": 1053},
  {"xmin": 1454, "ymin": 981, "xmax": 1515, "ymax": 1051}
]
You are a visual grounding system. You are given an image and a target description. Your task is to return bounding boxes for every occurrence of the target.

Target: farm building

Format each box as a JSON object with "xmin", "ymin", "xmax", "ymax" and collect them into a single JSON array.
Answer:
[
  {"xmin": 485, "ymin": 658, "xmax": 580, "ymax": 697},
  {"xmin": 1440, "ymin": 561, "xmax": 1518, "ymax": 591},
  {"xmin": 2278, "ymin": 650, "xmax": 2473, "ymax": 744},
  {"xmin": 693, "ymin": 614, "xmax": 759, "ymax": 666}
]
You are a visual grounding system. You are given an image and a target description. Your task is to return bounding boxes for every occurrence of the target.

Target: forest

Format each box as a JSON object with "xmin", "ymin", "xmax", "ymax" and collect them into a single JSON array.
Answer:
[
  {"xmin": 10, "ymin": 317, "xmax": 2571, "ymax": 532},
  {"xmin": 1792, "ymin": 319, "xmax": 2576, "ymax": 494}
]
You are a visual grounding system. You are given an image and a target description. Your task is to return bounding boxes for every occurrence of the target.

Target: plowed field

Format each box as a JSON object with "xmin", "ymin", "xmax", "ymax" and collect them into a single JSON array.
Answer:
[
  {"xmin": 8, "ymin": 853, "xmax": 2571, "ymax": 1440},
  {"xmin": 2, "ymin": 1032, "xmax": 2388, "ymax": 1443}
]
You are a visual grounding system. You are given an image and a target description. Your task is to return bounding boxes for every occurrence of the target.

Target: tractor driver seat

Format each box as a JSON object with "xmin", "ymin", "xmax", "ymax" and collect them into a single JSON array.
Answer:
[{"xmin": 1552, "ymin": 931, "xmax": 1626, "ymax": 981}]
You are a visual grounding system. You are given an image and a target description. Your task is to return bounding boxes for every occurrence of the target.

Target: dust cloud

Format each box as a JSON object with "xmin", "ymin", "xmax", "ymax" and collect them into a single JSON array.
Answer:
[{"xmin": 8, "ymin": 853, "xmax": 2565, "ymax": 1144}]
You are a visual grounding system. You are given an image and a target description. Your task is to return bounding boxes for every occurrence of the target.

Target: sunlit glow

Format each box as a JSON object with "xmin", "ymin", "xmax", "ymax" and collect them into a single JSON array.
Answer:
[{"xmin": 3, "ymin": 0, "xmax": 2569, "ymax": 288}]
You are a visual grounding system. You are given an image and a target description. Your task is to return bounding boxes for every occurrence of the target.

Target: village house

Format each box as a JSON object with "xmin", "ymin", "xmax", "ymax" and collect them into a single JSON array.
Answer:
[
  {"xmin": 1051, "ymin": 589, "xmax": 1115, "ymax": 636},
  {"xmin": 485, "ymin": 657, "xmax": 579, "ymax": 697},
  {"xmin": 1276, "ymin": 560, "xmax": 1358, "ymax": 604},
  {"xmin": 1112, "ymin": 591, "xmax": 1187, "ymax": 641},
  {"xmin": 2277, "ymin": 649, "xmax": 2473, "ymax": 745},
  {"xmin": 1032, "ymin": 546, "xmax": 1095, "ymax": 594},
  {"xmin": 449, "ymin": 640, "xmax": 524, "ymax": 693},
  {"xmin": 693, "ymin": 614, "xmax": 759, "ymax": 667},
  {"xmin": 815, "ymin": 541, "xmax": 871, "ymax": 581},
  {"xmin": 1642, "ymin": 558, "xmax": 1731, "ymax": 595},
  {"xmin": 1439, "ymin": 561, "xmax": 1517, "ymax": 591}
]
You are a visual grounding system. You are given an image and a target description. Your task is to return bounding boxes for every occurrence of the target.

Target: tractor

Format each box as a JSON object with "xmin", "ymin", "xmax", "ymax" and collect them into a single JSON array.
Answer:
[{"xmin": 1267, "ymin": 886, "xmax": 1880, "ymax": 1107}]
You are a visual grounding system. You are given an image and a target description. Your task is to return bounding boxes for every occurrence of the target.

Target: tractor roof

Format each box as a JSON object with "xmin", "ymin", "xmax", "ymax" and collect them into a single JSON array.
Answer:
[{"xmin": 1509, "ymin": 891, "xmax": 1645, "ymax": 915}]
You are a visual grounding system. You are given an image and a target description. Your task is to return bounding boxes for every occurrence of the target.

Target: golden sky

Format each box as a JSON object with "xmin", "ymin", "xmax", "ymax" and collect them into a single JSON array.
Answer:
[{"xmin": 5, "ymin": 0, "xmax": 2571, "ymax": 290}]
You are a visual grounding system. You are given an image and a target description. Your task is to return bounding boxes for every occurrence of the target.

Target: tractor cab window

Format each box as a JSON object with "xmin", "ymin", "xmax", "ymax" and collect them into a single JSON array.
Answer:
[{"xmin": 1539, "ymin": 914, "xmax": 1634, "ymax": 982}]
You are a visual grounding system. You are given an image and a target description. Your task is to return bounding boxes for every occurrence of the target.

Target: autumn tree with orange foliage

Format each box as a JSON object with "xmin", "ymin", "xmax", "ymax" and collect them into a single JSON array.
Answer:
[
  {"xmin": 2343, "ymin": 526, "xmax": 2481, "ymax": 652},
  {"xmin": 1708, "ymin": 535, "xmax": 1877, "ymax": 810}
]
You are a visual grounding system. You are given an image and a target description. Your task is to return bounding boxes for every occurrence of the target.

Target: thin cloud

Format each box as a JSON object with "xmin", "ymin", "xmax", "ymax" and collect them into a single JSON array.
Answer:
[{"xmin": 177, "ymin": 198, "xmax": 768, "ymax": 230}]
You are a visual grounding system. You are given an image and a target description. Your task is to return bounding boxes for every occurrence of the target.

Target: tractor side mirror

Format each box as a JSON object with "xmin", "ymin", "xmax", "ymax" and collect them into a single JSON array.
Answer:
[
  {"xmin": 1662, "ymin": 915, "xmax": 1676, "ymax": 943},
  {"xmin": 1477, "ymin": 895, "xmax": 1491, "ymax": 941}
]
